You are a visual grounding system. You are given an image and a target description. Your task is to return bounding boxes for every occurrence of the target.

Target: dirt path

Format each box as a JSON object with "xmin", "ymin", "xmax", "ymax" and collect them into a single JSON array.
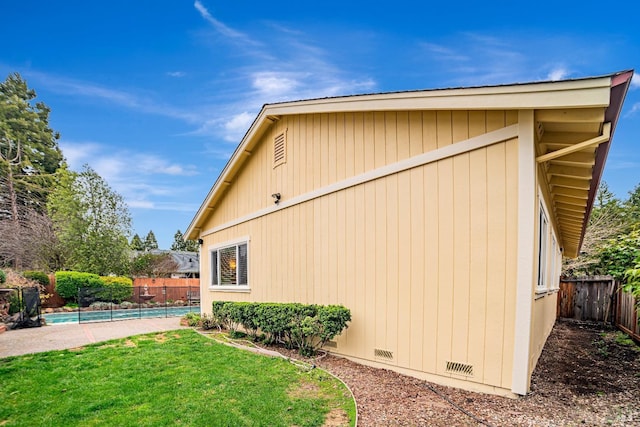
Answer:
[{"xmin": 309, "ymin": 319, "xmax": 640, "ymax": 426}]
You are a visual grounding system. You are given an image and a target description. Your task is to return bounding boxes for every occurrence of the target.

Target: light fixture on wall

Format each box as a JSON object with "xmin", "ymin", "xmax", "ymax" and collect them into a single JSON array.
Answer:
[
  {"xmin": 271, "ymin": 193, "xmax": 281, "ymax": 205},
  {"xmin": 197, "ymin": 238, "xmax": 204, "ymax": 245}
]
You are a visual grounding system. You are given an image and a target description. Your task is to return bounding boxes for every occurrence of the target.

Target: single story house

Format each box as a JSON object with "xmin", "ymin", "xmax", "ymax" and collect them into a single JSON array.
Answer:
[{"xmin": 186, "ymin": 70, "xmax": 633, "ymax": 396}]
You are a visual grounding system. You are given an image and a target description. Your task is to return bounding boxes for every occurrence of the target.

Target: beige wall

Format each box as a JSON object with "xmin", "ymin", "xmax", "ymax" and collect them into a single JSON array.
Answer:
[
  {"xmin": 207, "ymin": 111, "xmax": 518, "ymax": 228},
  {"xmin": 199, "ymin": 109, "xmax": 524, "ymax": 395},
  {"xmin": 526, "ymin": 171, "xmax": 563, "ymax": 386}
]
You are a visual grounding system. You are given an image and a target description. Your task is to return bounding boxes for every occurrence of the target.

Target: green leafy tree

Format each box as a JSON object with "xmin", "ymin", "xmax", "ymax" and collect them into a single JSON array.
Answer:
[
  {"xmin": 0, "ymin": 73, "xmax": 64, "ymax": 268},
  {"xmin": 623, "ymin": 256, "xmax": 640, "ymax": 318},
  {"xmin": 563, "ymin": 182, "xmax": 630, "ymax": 277},
  {"xmin": 143, "ymin": 230, "xmax": 159, "ymax": 251},
  {"xmin": 595, "ymin": 230, "xmax": 640, "ymax": 280},
  {"xmin": 129, "ymin": 252, "xmax": 177, "ymax": 278},
  {"xmin": 170, "ymin": 229, "xmax": 199, "ymax": 252},
  {"xmin": 48, "ymin": 165, "xmax": 132, "ymax": 275},
  {"xmin": 130, "ymin": 234, "xmax": 144, "ymax": 251}
]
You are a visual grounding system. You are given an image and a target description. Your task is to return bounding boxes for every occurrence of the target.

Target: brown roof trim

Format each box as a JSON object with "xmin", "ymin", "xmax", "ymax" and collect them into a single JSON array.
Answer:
[{"xmin": 578, "ymin": 70, "xmax": 634, "ymax": 252}]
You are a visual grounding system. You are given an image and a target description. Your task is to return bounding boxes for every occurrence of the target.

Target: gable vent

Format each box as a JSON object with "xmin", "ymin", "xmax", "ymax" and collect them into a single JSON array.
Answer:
[
  {"xmin": 374, "ymin": 348, "xmax": 394, "ymax": 360},
  {"xmin": 446, "ymin": 361, "xmax": 474, "ymax": 376},
  {"xmin": 273, "ymin": 130, "xmax": 287, "ymax": 168}
]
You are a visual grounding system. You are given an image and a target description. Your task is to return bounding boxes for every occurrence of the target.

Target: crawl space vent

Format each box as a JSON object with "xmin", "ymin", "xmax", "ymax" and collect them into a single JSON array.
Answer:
[
  {"xmin": 446, "ymin": 361, "xmax": 474, "ymax": 376},
  {"xmin": 273, "ymin": 130, "xmax": 287, "ymax": 168},
  {"xmin": 323, "ymin": 340, "xmax": 337, "ymax": 349},
  {"xmin": 374, "ymin": 348, "xmax": 394, "ymax": 360}
]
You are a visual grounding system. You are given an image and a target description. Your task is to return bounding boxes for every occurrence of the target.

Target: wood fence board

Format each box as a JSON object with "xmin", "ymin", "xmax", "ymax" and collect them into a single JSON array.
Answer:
[{"xmin": 559, "ymin": 276, "xmax": 639, "ymax": 343}]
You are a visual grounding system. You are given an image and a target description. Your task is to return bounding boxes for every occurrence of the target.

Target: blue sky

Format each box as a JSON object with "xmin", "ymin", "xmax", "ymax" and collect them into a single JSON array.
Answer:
[{"xmin": 1, "ymin": 1, "xmax": 639, "ymax": 249}]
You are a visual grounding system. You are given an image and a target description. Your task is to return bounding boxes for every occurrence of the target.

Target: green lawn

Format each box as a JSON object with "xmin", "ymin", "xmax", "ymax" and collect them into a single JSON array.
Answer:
[{"xmin": 0, "ymin": 329, "xmax": 355, "ymax": 426}]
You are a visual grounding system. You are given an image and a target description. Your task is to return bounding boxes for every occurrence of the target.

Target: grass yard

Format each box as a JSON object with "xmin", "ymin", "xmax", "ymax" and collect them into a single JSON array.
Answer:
[{"xmin": 0, "ymin": 329, "xmax": 355, "ymax": 426}]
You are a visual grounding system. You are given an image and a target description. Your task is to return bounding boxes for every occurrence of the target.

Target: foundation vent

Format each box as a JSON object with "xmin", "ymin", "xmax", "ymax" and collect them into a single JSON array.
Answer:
[
  {"xmin": 446, "ymin": 361, "xmax": 474, "ymax": 376},
  {"xmin": 374, "ymin": 348, "xmax": 394, "ymax": 360},
  {"xmin": 273, "ymin": 130, "xmax": 287, "ymax": 168},
  {"xmin": 323, "ymin": 340, "xmax": 337, "ymax": 349}
]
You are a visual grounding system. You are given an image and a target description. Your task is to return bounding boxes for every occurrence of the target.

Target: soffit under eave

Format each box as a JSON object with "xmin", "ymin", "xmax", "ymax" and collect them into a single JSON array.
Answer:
[{"xmin": 537, "ymin": 70, "xmax": 634, "ymax": 258}]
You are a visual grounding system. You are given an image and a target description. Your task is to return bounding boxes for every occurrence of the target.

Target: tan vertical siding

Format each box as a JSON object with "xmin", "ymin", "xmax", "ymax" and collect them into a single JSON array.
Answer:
[{"xmin": 200, "ymin": 110, "xmax": 519, "ymax": 394}]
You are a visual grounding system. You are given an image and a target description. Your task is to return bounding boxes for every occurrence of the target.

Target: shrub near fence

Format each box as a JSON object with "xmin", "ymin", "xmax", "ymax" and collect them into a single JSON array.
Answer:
[
  {"xmin": 213, "ymin": 301, "xmax": 351, "ymax": 356},
  {"xmin": 55, "ymin": 272, "xmax": 103, "ymax": 301}
]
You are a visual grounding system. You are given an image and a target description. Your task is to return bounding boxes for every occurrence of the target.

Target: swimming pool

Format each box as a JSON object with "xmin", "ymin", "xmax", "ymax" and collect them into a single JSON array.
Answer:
[{"xmin": 44, "ymin": 306, "xmax": 200, "ymax": 324}]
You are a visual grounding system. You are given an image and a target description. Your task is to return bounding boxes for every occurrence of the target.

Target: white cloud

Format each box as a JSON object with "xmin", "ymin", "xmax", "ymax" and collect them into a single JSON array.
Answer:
[
  {"xmin": 546, "ymin": 66, "xmax": 570, "ymax": 81},
  {"xmin": 625, "ymin": 102, "xmax": 640, "ymax": 117},
  {"xmin": 26, "ymin": 71, "xmax": 200, "ymax": 123},
  {"xmin": 631, "ymin": 72, "xmax": 640, "ymax": 90},
  {"xmin": 223, "ymin": 112, "xmax": 254, "ymax": 141},
  {"xmin": 193, "ymin": 0, "xmax": 258, "ymax": 46},
  {"xmin": 59, "ymin": 140, "xmax": 200, "ymax": 212},
  {"xmin": 167, "ymin": 71, "xmax": 186, "ymax": 78},
  {"xmin": 252, "ymin": 72, "xmax": 302, "ymax": 98}
]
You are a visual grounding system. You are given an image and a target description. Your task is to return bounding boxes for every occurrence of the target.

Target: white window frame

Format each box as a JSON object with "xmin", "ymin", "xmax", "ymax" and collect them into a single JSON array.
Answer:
[
  {"xmin": 537, "ymin": 204, "xmax": 549, "ymax": 292},
  {"xmin": 209, "ymin": 237, "xmax": 250, "ymax": 292}
]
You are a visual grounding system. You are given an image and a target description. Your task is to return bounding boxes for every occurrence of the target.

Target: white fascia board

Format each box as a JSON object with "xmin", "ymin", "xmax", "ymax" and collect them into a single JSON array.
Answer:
[{"xmin": 265, "ymin": 78, "xmax": 611, "ymax": 115}]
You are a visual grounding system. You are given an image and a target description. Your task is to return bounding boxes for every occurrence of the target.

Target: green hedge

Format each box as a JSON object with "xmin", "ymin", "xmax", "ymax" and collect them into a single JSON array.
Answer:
[
  {"xmin": 54, "ymin": 271, "xmax": 103, "ymax": 301},
  {"xmin": 22, "ymin": 271, "xmax": 50, "ymax": 287},
  {"xmin": 99, "ymin": 276, "xmax": 133, "ymax": 303},
  {"xmin": 0, "ymin": 269, "xmax": 5, "ymax": 284},
  {"xmin": 212, "ymin": 301, "xmax": 351, "ymax": 356}
]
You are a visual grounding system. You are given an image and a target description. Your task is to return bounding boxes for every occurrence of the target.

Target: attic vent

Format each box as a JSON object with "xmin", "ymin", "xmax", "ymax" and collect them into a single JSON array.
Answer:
[
  {"xmin": 446, "ymin": 361, "xmax": 474, "ymax": 376},
  {"xmin": 323, "ymin": 340, "xmax": 337, "ymax": 349},
  {"xmin": 374, "ymin": 348, "xmax": 394, "ymax": 360},
  {"xmin": 273, "ymin": 130, "xmax": 287, "ymax": 168}
]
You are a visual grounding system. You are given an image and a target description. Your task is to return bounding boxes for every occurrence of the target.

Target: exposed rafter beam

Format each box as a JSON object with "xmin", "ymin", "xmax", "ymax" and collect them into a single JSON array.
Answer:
[
  {"xmin": 553, "ymin": 187, "xmax": 589, "ymax": 199},
  {"xmin": 546, "ymin": 165, "xmax": 593, "ymax": 178},
  {"xmin": 549, "ymin": 176, "xmax": 591, "ymax": 190},
  {"xmin": 536, "ymin": 122, "xmax": 611, "ymax": 163},
  {"xmin": 554, "ymin": 195, "xmax": 588, "ymax": 206}
]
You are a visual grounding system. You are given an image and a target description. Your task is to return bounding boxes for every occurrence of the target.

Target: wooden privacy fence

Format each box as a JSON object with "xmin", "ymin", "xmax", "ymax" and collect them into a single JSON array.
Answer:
[
  {"xmin": 616, "ymin": 287, "xmax": 639, "ymax": 342},
  {"xmin": 558, "ymin": 276, "xmax": 640, "ymax": 342},
  {"xmin": 557, "ymin": 276, "xmax": 616, "ymax": 322}
]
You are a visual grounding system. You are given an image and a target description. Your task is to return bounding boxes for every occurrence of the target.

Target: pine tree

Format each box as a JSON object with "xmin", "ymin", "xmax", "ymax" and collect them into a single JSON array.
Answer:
[
  {"xmin": 0, "ymin": 73, "xmax": 64, "ymax": 268},
  {"xmin": 170, "ymin": 229, "xmax": 199, "ymax": 252},
  {"xmin": 130, "ymin": 234, "xmax": 144, "ymax": 251},
  {"xmin": 144, "ymin": 230, "xmax": 159, "ymax": 251}
]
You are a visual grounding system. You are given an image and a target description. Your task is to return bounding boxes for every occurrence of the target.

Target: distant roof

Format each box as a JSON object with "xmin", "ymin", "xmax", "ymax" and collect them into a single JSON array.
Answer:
[{"xmin": 147, "ymin": 250, "xmax": 199, "ymax": 273}]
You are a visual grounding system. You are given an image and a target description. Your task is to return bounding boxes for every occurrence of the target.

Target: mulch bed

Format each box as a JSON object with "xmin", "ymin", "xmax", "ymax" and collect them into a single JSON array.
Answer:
[{"xmin": 263, "ymin": 319, "xmax": 640, "ymax": 426}]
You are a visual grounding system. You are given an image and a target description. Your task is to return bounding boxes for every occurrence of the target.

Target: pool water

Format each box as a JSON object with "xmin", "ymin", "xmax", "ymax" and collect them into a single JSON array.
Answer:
[{"xmin": 44, "ymin": 306, "xmax": 200, "ymax": 324}]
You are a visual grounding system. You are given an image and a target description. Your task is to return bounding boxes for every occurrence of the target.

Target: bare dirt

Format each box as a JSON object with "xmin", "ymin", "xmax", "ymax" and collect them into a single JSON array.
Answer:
[{"xmin": 275, "ymin": 319, "xmax": 640, "ymax": 426}]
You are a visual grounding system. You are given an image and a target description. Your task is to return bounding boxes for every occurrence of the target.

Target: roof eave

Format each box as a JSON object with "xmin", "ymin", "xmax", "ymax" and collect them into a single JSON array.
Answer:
[{"xmin": 573, "ymin": 70, "xmax": 634, "ymax": 256}]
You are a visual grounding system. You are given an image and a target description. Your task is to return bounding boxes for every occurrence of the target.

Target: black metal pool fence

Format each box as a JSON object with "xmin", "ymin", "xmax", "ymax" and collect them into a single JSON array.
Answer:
[{"xmin": 73, "ymin": 285, "xmax": 200, "ymax": 323}]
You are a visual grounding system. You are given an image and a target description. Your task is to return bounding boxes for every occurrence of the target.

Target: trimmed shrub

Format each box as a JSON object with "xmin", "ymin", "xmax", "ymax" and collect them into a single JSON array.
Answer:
[
  {"xmin": 211, "ymin": 301, "xmax": 229, "ymax": 329},
  {"xmin": 99, "ymin": 276, "xmax": 133, "ymax": 303},
  {"xmin": 0, "ymin": 269, "xmax": 6, "ymax": 284},
  {"xmin": 290, "ymin": 305, "xmax": 352, "ymax": 356},
  {"xmin": 254, "ymin": 303, "xmax": 296, "ymax": 345},
  {"xmin": 22, "ymin": 271, "xmax": 50, "ymax": 287},
  {"xmin": 200, "ymin": 313, "xmax": 219, "ymax": 330},
  {"xmin": 213, "ymin": 301, "xmax": 351, "ymax": 356},
  {"xmin": 55, "ymin": 271, "xmax": 103, "ymax": 301}
]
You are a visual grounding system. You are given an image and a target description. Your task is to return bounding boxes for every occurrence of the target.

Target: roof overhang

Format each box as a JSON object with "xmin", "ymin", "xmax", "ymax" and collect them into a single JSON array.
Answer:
[
  {"xmin": 534, "ymin": 70, "xmax": 633, "ymax": 257},
  {"xmin": 185, "ymin": 71, "xmax": 634, "ymax": 245}
]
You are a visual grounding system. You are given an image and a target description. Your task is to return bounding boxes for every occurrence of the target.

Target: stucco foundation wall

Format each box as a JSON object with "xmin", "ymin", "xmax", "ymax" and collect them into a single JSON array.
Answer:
[{"xmin": 199, "ymin": 115, "xmax": 520, "ymax": 392}]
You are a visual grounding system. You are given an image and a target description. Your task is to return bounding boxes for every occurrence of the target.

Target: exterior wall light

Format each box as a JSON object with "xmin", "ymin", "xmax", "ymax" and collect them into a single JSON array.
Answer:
[{"xmin": 272, "ymin": 193, "xmax": 281, "ymax": 204}]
